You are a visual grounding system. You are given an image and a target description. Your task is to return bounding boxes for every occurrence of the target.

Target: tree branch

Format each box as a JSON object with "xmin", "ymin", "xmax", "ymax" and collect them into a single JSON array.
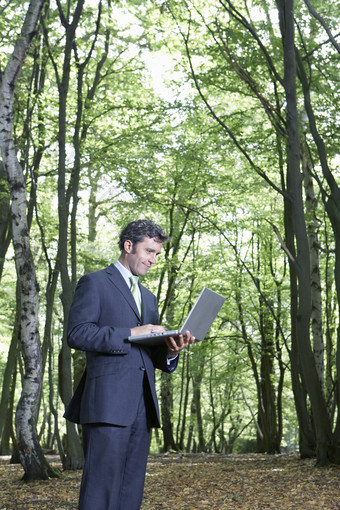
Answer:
[{"xmin": 303, "ymin": 0, "xmax": 340, "ymax": 54}]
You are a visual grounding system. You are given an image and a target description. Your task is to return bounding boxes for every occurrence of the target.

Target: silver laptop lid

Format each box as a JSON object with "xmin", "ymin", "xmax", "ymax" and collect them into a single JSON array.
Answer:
[{"xmin": 180, "ymin": 287, "xmax": 225, "ymax": 341}]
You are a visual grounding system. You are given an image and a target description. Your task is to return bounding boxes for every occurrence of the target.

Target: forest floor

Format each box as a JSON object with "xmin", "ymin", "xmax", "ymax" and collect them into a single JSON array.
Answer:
[{"xmin": 0, "ymin": 452, "xmax": 340, "ymax": 509}]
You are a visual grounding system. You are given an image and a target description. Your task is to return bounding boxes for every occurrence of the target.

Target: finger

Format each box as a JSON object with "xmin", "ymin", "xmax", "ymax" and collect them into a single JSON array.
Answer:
[
  {"xmin": 176, "ymin": 336, "xmax": 186, "ymax": 349},
  {"xmin": 165, "ymin": 337, "xmax": 178, "ymax": 350}
]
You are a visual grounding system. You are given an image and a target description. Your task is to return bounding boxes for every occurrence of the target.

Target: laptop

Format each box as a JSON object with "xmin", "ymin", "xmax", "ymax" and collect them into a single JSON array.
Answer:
[{"xmin": 128, "ymin": 287, "xmax": 225, "ymax": 346}]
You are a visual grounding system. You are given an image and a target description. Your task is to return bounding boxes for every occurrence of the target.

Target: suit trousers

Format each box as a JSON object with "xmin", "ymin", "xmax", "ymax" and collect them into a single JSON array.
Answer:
[{"xmin": 78, "ymin": 389, "xmax": 151, "ymax": 510}]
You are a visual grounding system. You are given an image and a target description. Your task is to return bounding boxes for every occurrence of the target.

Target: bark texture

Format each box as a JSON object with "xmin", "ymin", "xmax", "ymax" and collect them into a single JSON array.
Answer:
[{"xmin": 0, "ymin": 0, "xmax": 60, "ymax": 480}]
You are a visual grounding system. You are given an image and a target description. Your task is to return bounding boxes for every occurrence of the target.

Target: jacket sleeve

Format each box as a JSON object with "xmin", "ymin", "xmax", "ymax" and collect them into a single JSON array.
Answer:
[
  {"xmin": 138, "ymin": 290, "xmax": 180, "ymax": 374},
  {"xmin": 67, "ymin": 274, "xmax": 132, "ymax": 354}
]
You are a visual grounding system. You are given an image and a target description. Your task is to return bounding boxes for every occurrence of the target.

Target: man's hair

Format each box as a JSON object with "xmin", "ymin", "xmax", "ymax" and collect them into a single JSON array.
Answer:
[{"xmin": 118, "ymin": 219, "xmax": 169, "ymax": 251}]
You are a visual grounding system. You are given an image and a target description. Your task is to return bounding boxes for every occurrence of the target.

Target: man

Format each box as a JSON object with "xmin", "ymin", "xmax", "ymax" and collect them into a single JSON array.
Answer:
[{"xmin": 64, "ymin": 219, "xmax": 194, "ymax": 510}]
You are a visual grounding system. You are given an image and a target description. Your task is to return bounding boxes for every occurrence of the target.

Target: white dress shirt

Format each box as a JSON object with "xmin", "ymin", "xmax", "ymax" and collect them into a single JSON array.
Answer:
[{"xmin": 113, "ymin": 260, "xmax": 178, "ymax": 365}]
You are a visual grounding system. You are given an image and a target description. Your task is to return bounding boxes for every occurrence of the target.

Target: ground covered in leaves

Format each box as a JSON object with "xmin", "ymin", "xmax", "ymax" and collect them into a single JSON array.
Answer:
[{"xmin": 0, "ymin": 452, "xmax": 340, "ymax": 509}]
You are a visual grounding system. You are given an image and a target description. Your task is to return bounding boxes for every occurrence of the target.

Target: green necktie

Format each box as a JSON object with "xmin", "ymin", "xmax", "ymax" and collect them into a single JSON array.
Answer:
[{"xmin": 130, "ymin": 275, "xmax": 142, "ymax": 315}]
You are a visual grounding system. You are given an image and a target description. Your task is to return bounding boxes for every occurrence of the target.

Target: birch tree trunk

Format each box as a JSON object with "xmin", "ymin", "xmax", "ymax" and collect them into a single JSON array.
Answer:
[
  {"xmin": 0, "ymin": 0, "xmax": 59, "ymax": 480},
  {"xmin": 302, "ymin": 157, "xmax": 324, "ymax": 389}
]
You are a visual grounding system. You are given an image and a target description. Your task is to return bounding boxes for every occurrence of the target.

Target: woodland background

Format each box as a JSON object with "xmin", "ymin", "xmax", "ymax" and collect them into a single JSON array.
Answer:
[{"xmin": 0, "ymin": 0, "xmax": 339, "ymax": 482}]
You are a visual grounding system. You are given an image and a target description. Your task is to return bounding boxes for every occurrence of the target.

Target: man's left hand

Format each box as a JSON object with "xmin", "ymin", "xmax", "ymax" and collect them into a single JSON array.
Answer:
[{"xmin": 165, "ymin": 330, "xmax": 195, "ymax": 357}]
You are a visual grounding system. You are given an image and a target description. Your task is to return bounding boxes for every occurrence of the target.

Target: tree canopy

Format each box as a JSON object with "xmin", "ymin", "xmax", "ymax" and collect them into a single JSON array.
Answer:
[{"xmin": 0, "ymin": 0, "xmax": 339, "ymax": 478}]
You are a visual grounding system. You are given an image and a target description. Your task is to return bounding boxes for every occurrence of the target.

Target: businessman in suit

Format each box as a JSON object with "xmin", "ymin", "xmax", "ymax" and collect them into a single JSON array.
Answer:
[{"xmin": 64, "ymin": 219, "xmax": 195, "ymax": 510}]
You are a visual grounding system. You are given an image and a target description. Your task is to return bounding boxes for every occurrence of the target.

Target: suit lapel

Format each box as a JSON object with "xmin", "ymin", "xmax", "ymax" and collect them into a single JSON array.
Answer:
[{"xmin": 105, "ymin": 264, "xmax": 141, "ymax": 318}]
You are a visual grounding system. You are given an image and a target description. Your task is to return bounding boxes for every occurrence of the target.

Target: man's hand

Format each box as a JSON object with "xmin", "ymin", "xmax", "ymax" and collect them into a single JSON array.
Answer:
[
  {"xmin": 165, "ymin": 330, "xmax": 195, "ymax": 356},
  {"xmin": 130, "ymin": 324, "xmax": 166, "ymax": 337}
]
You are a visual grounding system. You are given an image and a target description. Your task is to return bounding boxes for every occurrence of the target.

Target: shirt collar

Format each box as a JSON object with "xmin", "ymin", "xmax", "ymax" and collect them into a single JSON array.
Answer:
[{"xmin": 114, "ymin": 259, "xmax": 134, "ymax": 288}]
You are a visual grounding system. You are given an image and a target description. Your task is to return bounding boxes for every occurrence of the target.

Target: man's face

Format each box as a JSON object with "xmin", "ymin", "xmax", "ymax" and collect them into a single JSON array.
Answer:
[{"xmin": 122, "ymin": 237, "xmax": 163, "ymax": 276}]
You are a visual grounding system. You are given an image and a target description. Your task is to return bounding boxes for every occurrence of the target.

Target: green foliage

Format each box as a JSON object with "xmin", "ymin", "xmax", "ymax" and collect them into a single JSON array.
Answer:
[{"xmin": 0, "ymin": 0, "xmax": 339, "ymax": 458}]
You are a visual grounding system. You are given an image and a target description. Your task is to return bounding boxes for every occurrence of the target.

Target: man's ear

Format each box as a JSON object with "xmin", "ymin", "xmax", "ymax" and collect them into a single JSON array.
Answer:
[{"xmin": 124, "ymin": 240, "xmax": 133, "ymax": 253}]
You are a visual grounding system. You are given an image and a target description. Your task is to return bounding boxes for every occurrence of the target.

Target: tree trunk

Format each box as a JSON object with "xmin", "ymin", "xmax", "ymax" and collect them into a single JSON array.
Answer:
[
  {"xmin": 0, "ymin": 354, "xmax": 17, "ymax": 456},
  {"xmin": 257, "ymin": 296, "xmax": 280, "ymax": 453},
  {"xmin": 177, "ymin": 352, "xmax": 190, "ymax": 450},
  {"xmin": 284, "ymin": 188, "xmax": 316, "ymax": 457},
  {"xmin": 324, "ymin": 199, "xmax": 340, "ymax": 445},
  {"xmin": 0, "ymin": 161, "xmax": 11, "ymax": 281},
  {"xmin": 295, "ymin": 43, "xmax": 340, "ymax": 452},
  {"xmin": 193, "ymin": 366, "xmax": 206, "ymax": 452},
  {"xmin": 277, "ymin": 0, "xmax": 336, "ymax": 465},
  {"xmin": 0, "ymin": 0, "xmax": 60, "ymax": 480},
  {"xmin": 324, "ymin": 227, "xmax": 336, "ymax": 418},
  {"xmin": 46, "ymin": 0, "xmax": 85, "ymax": 470},
  {"xmin": 160, "ymin": 372, "xmax": 176, "ymax": 451},
  {"xmin": 0, "ymin": 291, "xmax": 19, "ymax": 449},
  {"xmin": 302, "ymin": 156, "xmax": 324, "ymax": 388}
]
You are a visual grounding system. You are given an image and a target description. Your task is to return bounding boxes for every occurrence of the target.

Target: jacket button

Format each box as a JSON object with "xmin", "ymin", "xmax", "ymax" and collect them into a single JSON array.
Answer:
[{"xmin": 140, "ymin": 366, "xmax": 146, "ymax": 371}]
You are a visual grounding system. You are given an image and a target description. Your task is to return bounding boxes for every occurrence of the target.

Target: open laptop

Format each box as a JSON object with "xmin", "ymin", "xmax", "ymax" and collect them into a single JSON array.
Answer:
[{"xmin": 128, "ymin": 287, "xmax": 225, "ymax": 346}]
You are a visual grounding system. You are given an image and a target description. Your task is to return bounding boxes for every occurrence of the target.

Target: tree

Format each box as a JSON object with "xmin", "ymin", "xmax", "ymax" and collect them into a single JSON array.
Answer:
[
  {"xmin": 164, "ymin": 0, "xmax": 340, "ymax": 463},
  {"xmin": 0, "ymin": 0, "xmax": 59, "ymax": 480},
  {"xmin": 276, "ymin": 0, "xmax": 335, "ymax": 465},
  {"xmin": 294, "ymin": 16, "xmax": 340, "ymax": 447}
]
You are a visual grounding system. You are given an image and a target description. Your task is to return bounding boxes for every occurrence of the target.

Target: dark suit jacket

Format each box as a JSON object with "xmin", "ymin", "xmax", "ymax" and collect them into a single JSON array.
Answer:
[{"xmin": 64, "ymin": 264, "xmax": 177, "ymax": 428}]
